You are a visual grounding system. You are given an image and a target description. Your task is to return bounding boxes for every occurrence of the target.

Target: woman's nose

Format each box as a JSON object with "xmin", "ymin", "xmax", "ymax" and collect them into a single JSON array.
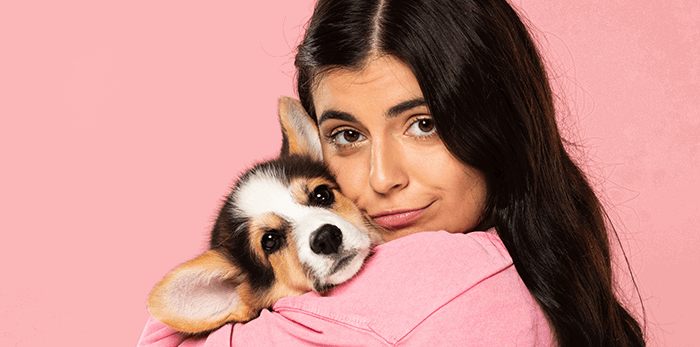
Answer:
[{"xmin": 368, "ymin": 138, "xmax": 408, "ymax": 195}]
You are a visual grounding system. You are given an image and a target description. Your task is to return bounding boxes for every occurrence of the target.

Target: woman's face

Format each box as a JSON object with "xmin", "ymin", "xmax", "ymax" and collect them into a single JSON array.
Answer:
[{"xmin": 311, "ymin": 56, "xmax": 487, "ymax": 241}]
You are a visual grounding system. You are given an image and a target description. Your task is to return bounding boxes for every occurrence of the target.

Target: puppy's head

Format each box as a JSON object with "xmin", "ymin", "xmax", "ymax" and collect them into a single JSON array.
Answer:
[
  {"xmin": 147, "ymin": 97, "xmax": 379, "ymax": 333},
  {"xmin": 222, "ymin": 155, "xmax": 373, "ymax": 293}
]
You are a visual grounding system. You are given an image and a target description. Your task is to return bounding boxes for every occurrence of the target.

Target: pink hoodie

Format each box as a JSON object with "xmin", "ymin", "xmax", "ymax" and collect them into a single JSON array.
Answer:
[{"xmin": 137, "ymin": 230, "xmax": 554, "ymax": 346}]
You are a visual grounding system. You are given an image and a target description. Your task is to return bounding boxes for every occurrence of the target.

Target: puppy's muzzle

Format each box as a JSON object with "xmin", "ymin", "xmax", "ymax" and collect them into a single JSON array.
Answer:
[{"xmin": 310, "ymin": 224, "xmax": 343, "ymax": 255}]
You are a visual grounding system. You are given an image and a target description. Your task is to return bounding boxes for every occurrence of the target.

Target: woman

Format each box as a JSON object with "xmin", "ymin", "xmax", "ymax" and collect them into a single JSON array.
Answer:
[{"xmin": 138, "ymin": 0, "xmax": 645, "ymax": 345}]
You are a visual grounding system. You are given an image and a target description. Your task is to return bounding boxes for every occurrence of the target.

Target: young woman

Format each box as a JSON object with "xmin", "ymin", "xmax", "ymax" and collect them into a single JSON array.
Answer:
[{"xmin": 138, "ymin": 0, "xmax": 645, "ymax": 345}]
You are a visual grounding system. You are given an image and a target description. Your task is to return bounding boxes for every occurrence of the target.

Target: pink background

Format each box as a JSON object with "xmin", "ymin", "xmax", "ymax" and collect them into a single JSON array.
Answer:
[{"xmin": 0, "ymin": 0, "xmax": 697, "ymax": 346}]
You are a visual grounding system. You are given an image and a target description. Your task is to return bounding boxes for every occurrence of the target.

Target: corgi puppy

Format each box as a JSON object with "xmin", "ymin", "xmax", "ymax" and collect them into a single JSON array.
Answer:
[{"xmin": 147, "ymin": 97, "xmax": 381, "ymax": 334}]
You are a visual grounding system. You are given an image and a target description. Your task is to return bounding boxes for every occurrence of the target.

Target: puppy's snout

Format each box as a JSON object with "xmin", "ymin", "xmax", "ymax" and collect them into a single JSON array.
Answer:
[{"xmin": 310, "ymin": 224, "xmax": 343, "ymax": 255}]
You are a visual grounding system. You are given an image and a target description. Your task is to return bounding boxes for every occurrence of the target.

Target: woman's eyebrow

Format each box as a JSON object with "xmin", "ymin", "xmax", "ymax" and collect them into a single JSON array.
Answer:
[
  {"xmin": 318, "ymin": 110, "xmax": 357, "ymax": 125},
  {"xmin": 317, "ymin": 97, "xmax": 427, "ymax": 125},
  {"xmin": 386, "ymin": 98, "xmax": 427, "ymax": 118}
]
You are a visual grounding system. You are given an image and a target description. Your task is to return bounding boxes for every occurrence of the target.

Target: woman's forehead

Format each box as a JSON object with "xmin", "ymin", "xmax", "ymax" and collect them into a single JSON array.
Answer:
[{"xmin": 311, "ymin": 56, "xmax": 424, "ymax": 116}]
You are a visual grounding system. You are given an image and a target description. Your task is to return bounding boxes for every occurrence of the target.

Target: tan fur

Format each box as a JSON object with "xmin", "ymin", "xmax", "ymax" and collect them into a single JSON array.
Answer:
[
  {"xmin": 249, "ymin": 212, "xmax": 315, "ymax": 294},
  {"xmin": 289, "ymin": 178, "xmax": 310, "ymax": 205},
  {"xmin": 148, "ymin": 250, "xmax": 247, "ymax": 333},
  {"xmin": 249, "ymin": 213, "xmax": 288, "ymax": 264},
  {"xmin": 289, "ymin": 177, "xmax": 336, "ymax": 205},
  {"xmin": 333, "ymin": 191, "xmax": 367, "ymax": 227},
  {"xmin": 245, "ymin": 213, "xmax": 315, "ymax": 307},
  {"xmin": 230, "ymin": 237, "xmax": 312, "ymax": 318},
  {"xmin": 279, "ymin": 96, "xmax": 320, "ymax": 158},
  {"xmin": 231, "ymin": 282, "xmax": 274, "ymax": 321},
  {"xmin": 268, "ymin": 238, "xmax": 315, "ymax": 293},
  {"xmin": 235, "ymin": 277, "xmax": 308, "ymax": 319},
  {"xmin": 334, "ymin": 192, "xmax": 385, "ymax": 244}
]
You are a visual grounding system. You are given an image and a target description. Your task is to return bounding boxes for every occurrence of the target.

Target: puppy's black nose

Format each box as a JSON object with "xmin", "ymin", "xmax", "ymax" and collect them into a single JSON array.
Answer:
[{"xmin": 310, "ymin": 224, "xmax": 343, "ymax": 255}]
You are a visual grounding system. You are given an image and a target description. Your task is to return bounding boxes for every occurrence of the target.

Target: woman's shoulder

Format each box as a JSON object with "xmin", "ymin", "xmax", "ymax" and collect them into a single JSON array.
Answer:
[{"xmin": 270, "ymin": 230, "xmax": 551, "ymax": 345}]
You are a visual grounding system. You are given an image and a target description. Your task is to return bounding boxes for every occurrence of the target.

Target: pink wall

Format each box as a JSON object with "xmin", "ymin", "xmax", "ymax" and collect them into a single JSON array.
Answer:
[{"xmin": 0, "ymin": 1, "xmax": 696, "ymax": 346}]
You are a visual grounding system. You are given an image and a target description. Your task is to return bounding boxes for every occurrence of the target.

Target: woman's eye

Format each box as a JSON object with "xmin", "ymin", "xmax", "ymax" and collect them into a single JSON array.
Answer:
[
  {"xmin": 405, "ymin": 118, "xmax": 436, "ymax": 136},
  {"xmin": 331, "ymin": 129, "xmax": 365, "ymax": 145}
]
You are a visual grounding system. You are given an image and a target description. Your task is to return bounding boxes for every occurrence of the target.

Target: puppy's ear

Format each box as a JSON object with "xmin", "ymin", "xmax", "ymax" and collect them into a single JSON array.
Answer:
[
  {"xmin": 148, "ymin": 250, "xmax": 255, "ymax": 333},
  {"xmin": 279, "ymin": 96, "xmax": 322, "ymax": 160}
]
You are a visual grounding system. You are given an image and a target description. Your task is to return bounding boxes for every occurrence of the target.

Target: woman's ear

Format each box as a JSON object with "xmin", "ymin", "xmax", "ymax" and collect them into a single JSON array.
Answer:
[
  {"xmin": 278, "ymin": 96, "xmax": 323, "ymax": 161},
  {"xmin": 147, "ymin": 250, "xmax": 253, "ymax": 333}
]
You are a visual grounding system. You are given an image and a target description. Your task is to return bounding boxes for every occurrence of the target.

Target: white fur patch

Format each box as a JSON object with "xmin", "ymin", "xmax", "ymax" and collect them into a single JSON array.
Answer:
[
  {"xmin": 232, "ymin": 171, "xmax": 371, "ymax": 287},
  {"xmin": 233, "ymin": 172, "xmax": 300, "ymax": 219},
  {"xmin": 292, "ymin": 208, "xmax": 371, "ymax": 284}
]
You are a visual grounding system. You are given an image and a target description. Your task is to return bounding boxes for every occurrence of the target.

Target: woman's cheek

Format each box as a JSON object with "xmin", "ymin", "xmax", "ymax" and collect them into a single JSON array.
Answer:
[{"xmin": 326, "ymin": 154, "xmax": 363, "ymax": 201}]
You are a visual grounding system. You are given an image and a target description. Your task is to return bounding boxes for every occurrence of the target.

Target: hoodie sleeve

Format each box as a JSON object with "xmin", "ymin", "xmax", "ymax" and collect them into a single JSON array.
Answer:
[
  {"xmin": 137, "ymin": 308, "xmax": 392, "ymax": 347},
  {"xmin": 136, "ymin": 315, "xmax": 233, "ymax": 347}
]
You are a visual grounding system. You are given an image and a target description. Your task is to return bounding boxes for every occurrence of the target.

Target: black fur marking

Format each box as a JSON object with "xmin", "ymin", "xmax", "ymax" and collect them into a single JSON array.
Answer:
[
  {"xmin": 280, "ymin": 127, "xmax": 291, "ymax": 157},
  {"xmin": 236, "ymin": 154, "xmax": 337, "ymax": 190},
  {"xmin": 210, "ymin": 197, "xmax": 275, "ymax": 291}
]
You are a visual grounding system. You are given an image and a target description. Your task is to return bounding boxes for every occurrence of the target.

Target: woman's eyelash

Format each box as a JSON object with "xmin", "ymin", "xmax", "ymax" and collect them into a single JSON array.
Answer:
[
  {"xmin": 325, "ymin": 128, "xmax": 366, "ymax": 147},
  {"xmin": 323, "ymin": 115, "xmax": 435, "ymax": 149},
  {"xmin": 405, "ymin": 116, "xmax": 437, "ymax": 137}
]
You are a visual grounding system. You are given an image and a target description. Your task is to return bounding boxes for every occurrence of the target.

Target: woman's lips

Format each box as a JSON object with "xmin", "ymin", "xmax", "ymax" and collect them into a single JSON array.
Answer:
[{"xmin": 371, "ymin": 203, "xmax": 432, "ymax": 229}]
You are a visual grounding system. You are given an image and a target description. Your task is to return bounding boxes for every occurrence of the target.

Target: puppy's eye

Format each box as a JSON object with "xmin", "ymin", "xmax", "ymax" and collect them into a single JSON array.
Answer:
[
  {"xmin": 310, "ymin": 185, "xmax": 334, "ymax": 207},
  {"xmin": 261, "ymin": 232, "xmax": 282, "ymax": 253}
]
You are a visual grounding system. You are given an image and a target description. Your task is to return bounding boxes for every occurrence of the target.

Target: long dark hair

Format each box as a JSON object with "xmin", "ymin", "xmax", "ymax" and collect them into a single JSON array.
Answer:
[{"xmin": 294, "ymin": 0, "xmax": 645, "ymax": 346}]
